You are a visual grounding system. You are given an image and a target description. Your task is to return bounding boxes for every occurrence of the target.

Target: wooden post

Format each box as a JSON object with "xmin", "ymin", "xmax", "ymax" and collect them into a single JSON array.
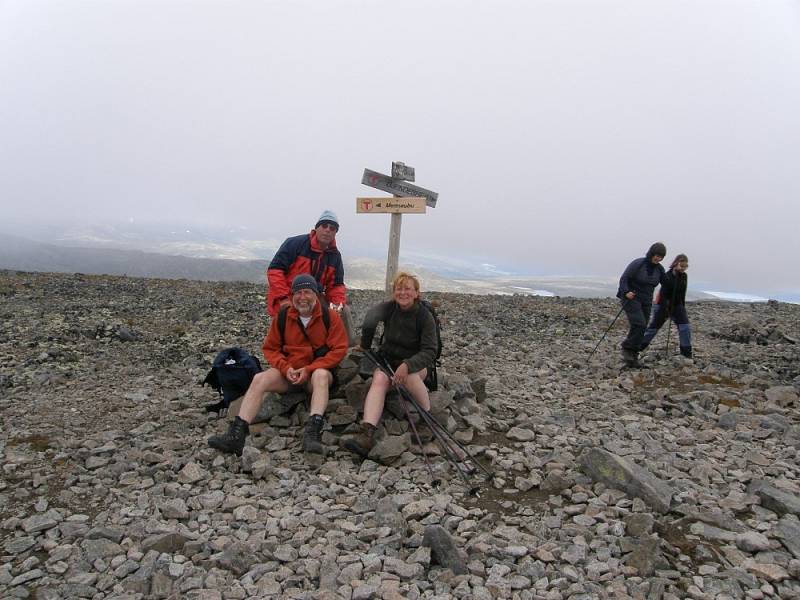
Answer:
[
  {"xmin": 358, "ymin": 163, "xmax": 439, "ymax": 295},
  {"xmin": 385, "ymin": 213, "xmax": 402, "ymax": 295}
]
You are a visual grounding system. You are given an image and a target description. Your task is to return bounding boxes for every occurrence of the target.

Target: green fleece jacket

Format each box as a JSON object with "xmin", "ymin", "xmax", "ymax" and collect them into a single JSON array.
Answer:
[{"xmin": 360, "ymin": 300, "xmax": 437, "ymax": 373}]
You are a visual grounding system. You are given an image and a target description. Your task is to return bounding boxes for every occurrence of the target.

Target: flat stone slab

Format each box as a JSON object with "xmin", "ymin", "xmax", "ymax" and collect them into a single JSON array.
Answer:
[
  {"xmin": 579, "ymin": 447, "xmax": 673, "ymax": 514},
  {"xmin": 748, "ymin": 480, "xmax": 800, "ymax": 516},
  {"xmin": 775, "ymin": 515, "xmax": 800, "ymax": 558}
]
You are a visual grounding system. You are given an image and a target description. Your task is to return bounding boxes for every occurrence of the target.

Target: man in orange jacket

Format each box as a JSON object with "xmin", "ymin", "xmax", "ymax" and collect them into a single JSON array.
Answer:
[{"xmin": 208, "ymin": 274, "xmax": 348, "ymax": 456}]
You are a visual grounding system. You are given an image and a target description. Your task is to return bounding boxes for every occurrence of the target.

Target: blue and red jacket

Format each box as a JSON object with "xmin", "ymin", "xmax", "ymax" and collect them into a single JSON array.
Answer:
[{"xmin": 266, "ymin": 230, "xmax": 347, "ymax": 317}]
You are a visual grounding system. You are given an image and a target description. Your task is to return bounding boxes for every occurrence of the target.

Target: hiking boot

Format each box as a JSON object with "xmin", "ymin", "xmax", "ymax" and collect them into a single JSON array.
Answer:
[
  {"xmin": 680, "ymin": 345, "xmax": 693, "ymax": 358},
  {"xmin": 303, "ymin": 415, "xmax": 325, "ymax": 454},
  {"xmin": 208, "ymin": 416, "xmax": 249, "ymax": 456},
  {"xmin": 621, "ymin": 347, "xmax": 641, "ymax": 368},
  {"xmin": 343, "ymin": 422, "xmax": 377, "ymax": 458}
]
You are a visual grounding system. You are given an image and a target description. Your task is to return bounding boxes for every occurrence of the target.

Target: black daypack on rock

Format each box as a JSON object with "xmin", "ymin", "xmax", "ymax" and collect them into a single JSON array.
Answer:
[{"xmin": 202, "ymin": 347, "xmax": 263, "ymax": 417}]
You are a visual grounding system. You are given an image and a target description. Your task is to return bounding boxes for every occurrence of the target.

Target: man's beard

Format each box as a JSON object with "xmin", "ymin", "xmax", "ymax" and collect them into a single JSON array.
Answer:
[{"xmin": 295, "ymin": 299, "xmax": 316, "ymax": 317}]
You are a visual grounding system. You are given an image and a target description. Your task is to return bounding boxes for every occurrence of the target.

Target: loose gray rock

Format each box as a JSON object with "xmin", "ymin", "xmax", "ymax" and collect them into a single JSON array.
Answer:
[
  {"xmin": 765, "ymin": 385, "xmax": 798, "ymax": 407},
  {"xmin": 748, "ymin": 480, "xmax": 800, "ymax": 516},
  {"xmin": 775, "ymin": 515, "xmax": 800, "ymax": 558},
  {"xmin": 735, "ymin": 531, "xmax": 773, "ymax": 553},
  {"xmin": 422, "ymin": 524, "xmax": 467, "ymax": 574},
  {"xmin": 580, "ymin": 447, "xmax": 673, "ymax": 514},
  {"xmin": 213, "ymin": 541, "xmax": 258, "ymax": 576}
]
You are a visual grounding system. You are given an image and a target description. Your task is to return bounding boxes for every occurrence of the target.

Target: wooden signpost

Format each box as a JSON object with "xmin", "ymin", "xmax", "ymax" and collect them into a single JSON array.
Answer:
[
  {"xmin": 358, "ymin": 162, "xmax": 439, "ymax": 293},
  {"xmin": 356, "ymin": 197, "xmax": 426, "ymax": 213}
]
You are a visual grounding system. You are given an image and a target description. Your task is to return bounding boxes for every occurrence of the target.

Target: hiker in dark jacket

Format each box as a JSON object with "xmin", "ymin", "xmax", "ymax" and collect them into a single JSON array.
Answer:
[
  {"xmin": 617, "ymin": 242, "xmax": 667, "ymax": 367},
  {"xmin": 639, "ymin": 254, "xmax": 693, "ymax": 357},
  {"xmin": 344, "ymin": 272, "xmax": 438, "ymax": 458},
  {"xmin": 267, "ymin": 209, "xmax": 356, "ymax": 345},
  {"xmin": 208, "ymin": 274, "xmax": 348, "ymax": 457}
]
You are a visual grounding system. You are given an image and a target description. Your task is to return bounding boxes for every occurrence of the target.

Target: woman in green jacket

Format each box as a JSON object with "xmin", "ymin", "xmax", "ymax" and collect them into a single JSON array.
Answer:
[{"xmin": 345, "ymin": 271, "xmax": 437, "ymax": 457}]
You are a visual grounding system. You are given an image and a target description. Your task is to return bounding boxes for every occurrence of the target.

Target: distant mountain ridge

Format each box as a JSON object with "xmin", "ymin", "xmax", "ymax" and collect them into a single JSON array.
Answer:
[
  {"xmin": 0, "ymin": 232, "xmax": 269, "ymax": 283},
  {"xmin": 0, "ymin": 231, "xmax": 732, "ymax": 300}
]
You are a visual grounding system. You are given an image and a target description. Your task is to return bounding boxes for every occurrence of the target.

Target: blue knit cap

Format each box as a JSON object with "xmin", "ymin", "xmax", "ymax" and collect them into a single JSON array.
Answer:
[{"xmin": 315, "ymin": 209, "xmax": 339, "ymax": 230}]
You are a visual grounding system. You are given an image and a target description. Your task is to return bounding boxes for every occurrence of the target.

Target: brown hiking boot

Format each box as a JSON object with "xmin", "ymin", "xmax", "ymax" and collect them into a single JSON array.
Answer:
[{"xmin": 343, "ymin": 422, "xmax": 377, "ymax": 458}]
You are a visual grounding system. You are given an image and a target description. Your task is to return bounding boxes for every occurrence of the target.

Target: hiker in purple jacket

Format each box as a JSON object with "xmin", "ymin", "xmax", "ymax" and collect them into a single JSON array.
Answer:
[{"xmin": 617, "ymin": 242, "xmax": 667, "ymax": 367}]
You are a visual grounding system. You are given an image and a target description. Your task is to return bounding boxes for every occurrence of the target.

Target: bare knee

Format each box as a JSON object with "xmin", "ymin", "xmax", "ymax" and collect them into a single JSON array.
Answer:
[
  {"xmin": 252, "ymin": 368, "xmax": 285, "ymax": 393},
  {"xmin": 371, "ymin": 370, "xmax": 390, "ymax": 389},
  {"xmin": 310, "ymin": 368, "xmax": 332, "ymax": 389}
]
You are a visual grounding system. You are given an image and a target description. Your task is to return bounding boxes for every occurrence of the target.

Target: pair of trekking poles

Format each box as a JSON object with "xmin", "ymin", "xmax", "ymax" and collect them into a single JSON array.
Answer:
[
  {"xmin": 362, "ymin": 349, "xmax": 493, "ymax": 495},
  {"xmin": 587, "ymin": 297, "xmax": 675, "ymax": 361}
]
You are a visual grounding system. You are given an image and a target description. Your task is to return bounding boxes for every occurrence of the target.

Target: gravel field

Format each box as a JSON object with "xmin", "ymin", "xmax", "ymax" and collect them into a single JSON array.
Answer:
[{"xmin": 1, "ymin": 269, "xmax": 799, "ymax": 600}]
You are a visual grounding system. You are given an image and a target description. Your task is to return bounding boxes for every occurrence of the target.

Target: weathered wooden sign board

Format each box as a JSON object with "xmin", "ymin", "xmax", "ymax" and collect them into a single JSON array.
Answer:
[
  {"xmin": 359, "ymin": 163, "xmax": 439, "ymax": 293},
  {"xmin": 361, "ymin": 168, "xmax": 438, "ymax": 208},
  {"xmin": 391, "ymin": 161, "xmax": 415, "ymax": 181},
  {"xmin": 356, "ymin": 197, "xmax": 426, "ymax": 214}
]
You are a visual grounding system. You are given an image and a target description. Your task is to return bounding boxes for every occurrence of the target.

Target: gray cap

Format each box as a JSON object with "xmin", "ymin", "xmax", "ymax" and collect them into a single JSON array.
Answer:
[
  {"xmin": 315, "ymin": 209, "xmax": 339, "ymax": 230},
  {"xmin": 291, "ymin": 274, "xmax": 319, "ymax": 294}
]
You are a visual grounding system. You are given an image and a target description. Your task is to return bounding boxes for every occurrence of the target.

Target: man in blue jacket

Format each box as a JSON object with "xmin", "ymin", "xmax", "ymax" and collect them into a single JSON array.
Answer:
[
  {"xmin": 617, "ymin": 242, "xmax": 667, "ymax": 367},
  {"xmin": 266, "ymin": 210, "xmax": 356, "ymax": 345}
]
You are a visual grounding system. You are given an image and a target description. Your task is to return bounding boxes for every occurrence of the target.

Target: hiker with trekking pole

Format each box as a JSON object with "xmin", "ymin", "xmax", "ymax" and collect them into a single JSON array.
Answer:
[
  {"xmin": 617, "ymin": 242, "xmax": 667, "ymax": 368},
  {"xmin": 639, "ymin": 253, "xmax": 693, "ymax": 358},
  {"xmin": 344, "ymin": 272, "xmax": 438, "ymax": 458}
]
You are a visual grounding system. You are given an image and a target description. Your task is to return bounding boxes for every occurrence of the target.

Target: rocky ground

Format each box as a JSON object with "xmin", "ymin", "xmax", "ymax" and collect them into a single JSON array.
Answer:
[{"xmin": 1, "ymin": 269, "xmax": 799, "ymax": 600}]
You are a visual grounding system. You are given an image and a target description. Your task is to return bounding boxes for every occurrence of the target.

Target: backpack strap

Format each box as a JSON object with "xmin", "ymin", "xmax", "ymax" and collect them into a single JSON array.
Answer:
[
  {"xmin": 277, "ymin": 305, "xmax": 289, "ymax": 350},
  {"xmin": 417, "ymin": 299, "xmax": 443, "ymax": 362},
  {"xmin": 378, "ymin": 301, "xmax": 397, "ymax": 347}
]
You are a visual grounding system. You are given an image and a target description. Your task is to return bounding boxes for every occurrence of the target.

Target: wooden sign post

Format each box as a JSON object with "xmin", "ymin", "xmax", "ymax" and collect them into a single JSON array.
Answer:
[{"xmin": 359, "ymin": 162, "xmax": 439, "ymax": 294}]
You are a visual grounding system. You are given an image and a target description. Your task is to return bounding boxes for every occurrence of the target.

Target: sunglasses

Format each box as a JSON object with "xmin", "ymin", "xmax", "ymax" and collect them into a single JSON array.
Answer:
[{"xmin": 318, "ymin": 222, "xmax": 338, "ymax": 231}]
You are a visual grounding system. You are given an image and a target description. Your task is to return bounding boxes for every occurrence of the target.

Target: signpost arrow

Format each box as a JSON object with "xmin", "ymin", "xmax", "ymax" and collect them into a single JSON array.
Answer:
[
  {"xmin": 356, "ymin": 197, "xmax": 426, "ymax": 214},
  {"xmin": 362, "ymin": 169, "xmax": 438, "ymax": 208},
  {"xmin": 359, "ymin": 163, "xmax": 440, "ymax": 293}
]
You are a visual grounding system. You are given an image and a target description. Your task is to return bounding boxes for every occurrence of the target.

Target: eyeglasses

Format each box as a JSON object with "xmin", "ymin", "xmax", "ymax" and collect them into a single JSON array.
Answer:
[{"xmin": 318, "ymin": 222, "xmax": 338, "ymax": 231}]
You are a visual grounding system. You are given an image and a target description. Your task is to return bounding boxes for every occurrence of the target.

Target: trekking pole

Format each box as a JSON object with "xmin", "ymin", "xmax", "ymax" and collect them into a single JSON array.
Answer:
[
  {"xmin": 363, "ymin": 350, "xmax": 469, "ymax": 486},
  {"xmin": 588, "ymin": 299, "xmax": 628, "ymax": 360},
  {"xmin": 364, "ymin": 350, "xmax": 493, "ymax": 490},
  {"xmin": 367, "ymin": 350, "xmax": 494, "ymax": 479},
  {"xmin": 409, "ymin": 397, "xmax": 481, "ymax": 494},
  {"xmin": 665, "ymin": 280, "xmax": 677, "ymax": 359},
  {"xmin": 362, "ymin": 350, "xmax": 440, "ymax": 488}
]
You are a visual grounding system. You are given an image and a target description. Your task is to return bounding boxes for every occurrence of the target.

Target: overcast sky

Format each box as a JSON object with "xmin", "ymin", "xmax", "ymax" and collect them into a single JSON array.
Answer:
[{"xmin": 2, "ymin": 0, "xmax": 799, "ymax": 296}]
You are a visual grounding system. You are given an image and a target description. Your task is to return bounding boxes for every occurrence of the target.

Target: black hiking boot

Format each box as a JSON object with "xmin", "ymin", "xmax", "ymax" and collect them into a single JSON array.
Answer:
[
  {"xmin": 303, "ymin": 414, "xmax": 325, "ymax": 454},
  {"xmin": 343, "ymin": 422, "xmax": 377, "ymax": 458},
  {"xmin": 208, "ymin": 416, "xmax": 249, "ymax": 456},
  {"xmin": 621, "ymin": 347, "xmax": 641, "ymax": 368},
  {"xmin": 680, "ymin": 345, "xmax": 693, "ymax": 358}
]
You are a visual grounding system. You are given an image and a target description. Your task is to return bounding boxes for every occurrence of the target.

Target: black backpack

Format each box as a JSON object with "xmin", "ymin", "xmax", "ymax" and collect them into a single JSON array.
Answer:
[
  {"xmin": 202, "ymin": 347, "xmax": 263, "ymax": 417},
  {"xmin": 382, "ymin": 299, "xmax": 443, "ymax": 390}
]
